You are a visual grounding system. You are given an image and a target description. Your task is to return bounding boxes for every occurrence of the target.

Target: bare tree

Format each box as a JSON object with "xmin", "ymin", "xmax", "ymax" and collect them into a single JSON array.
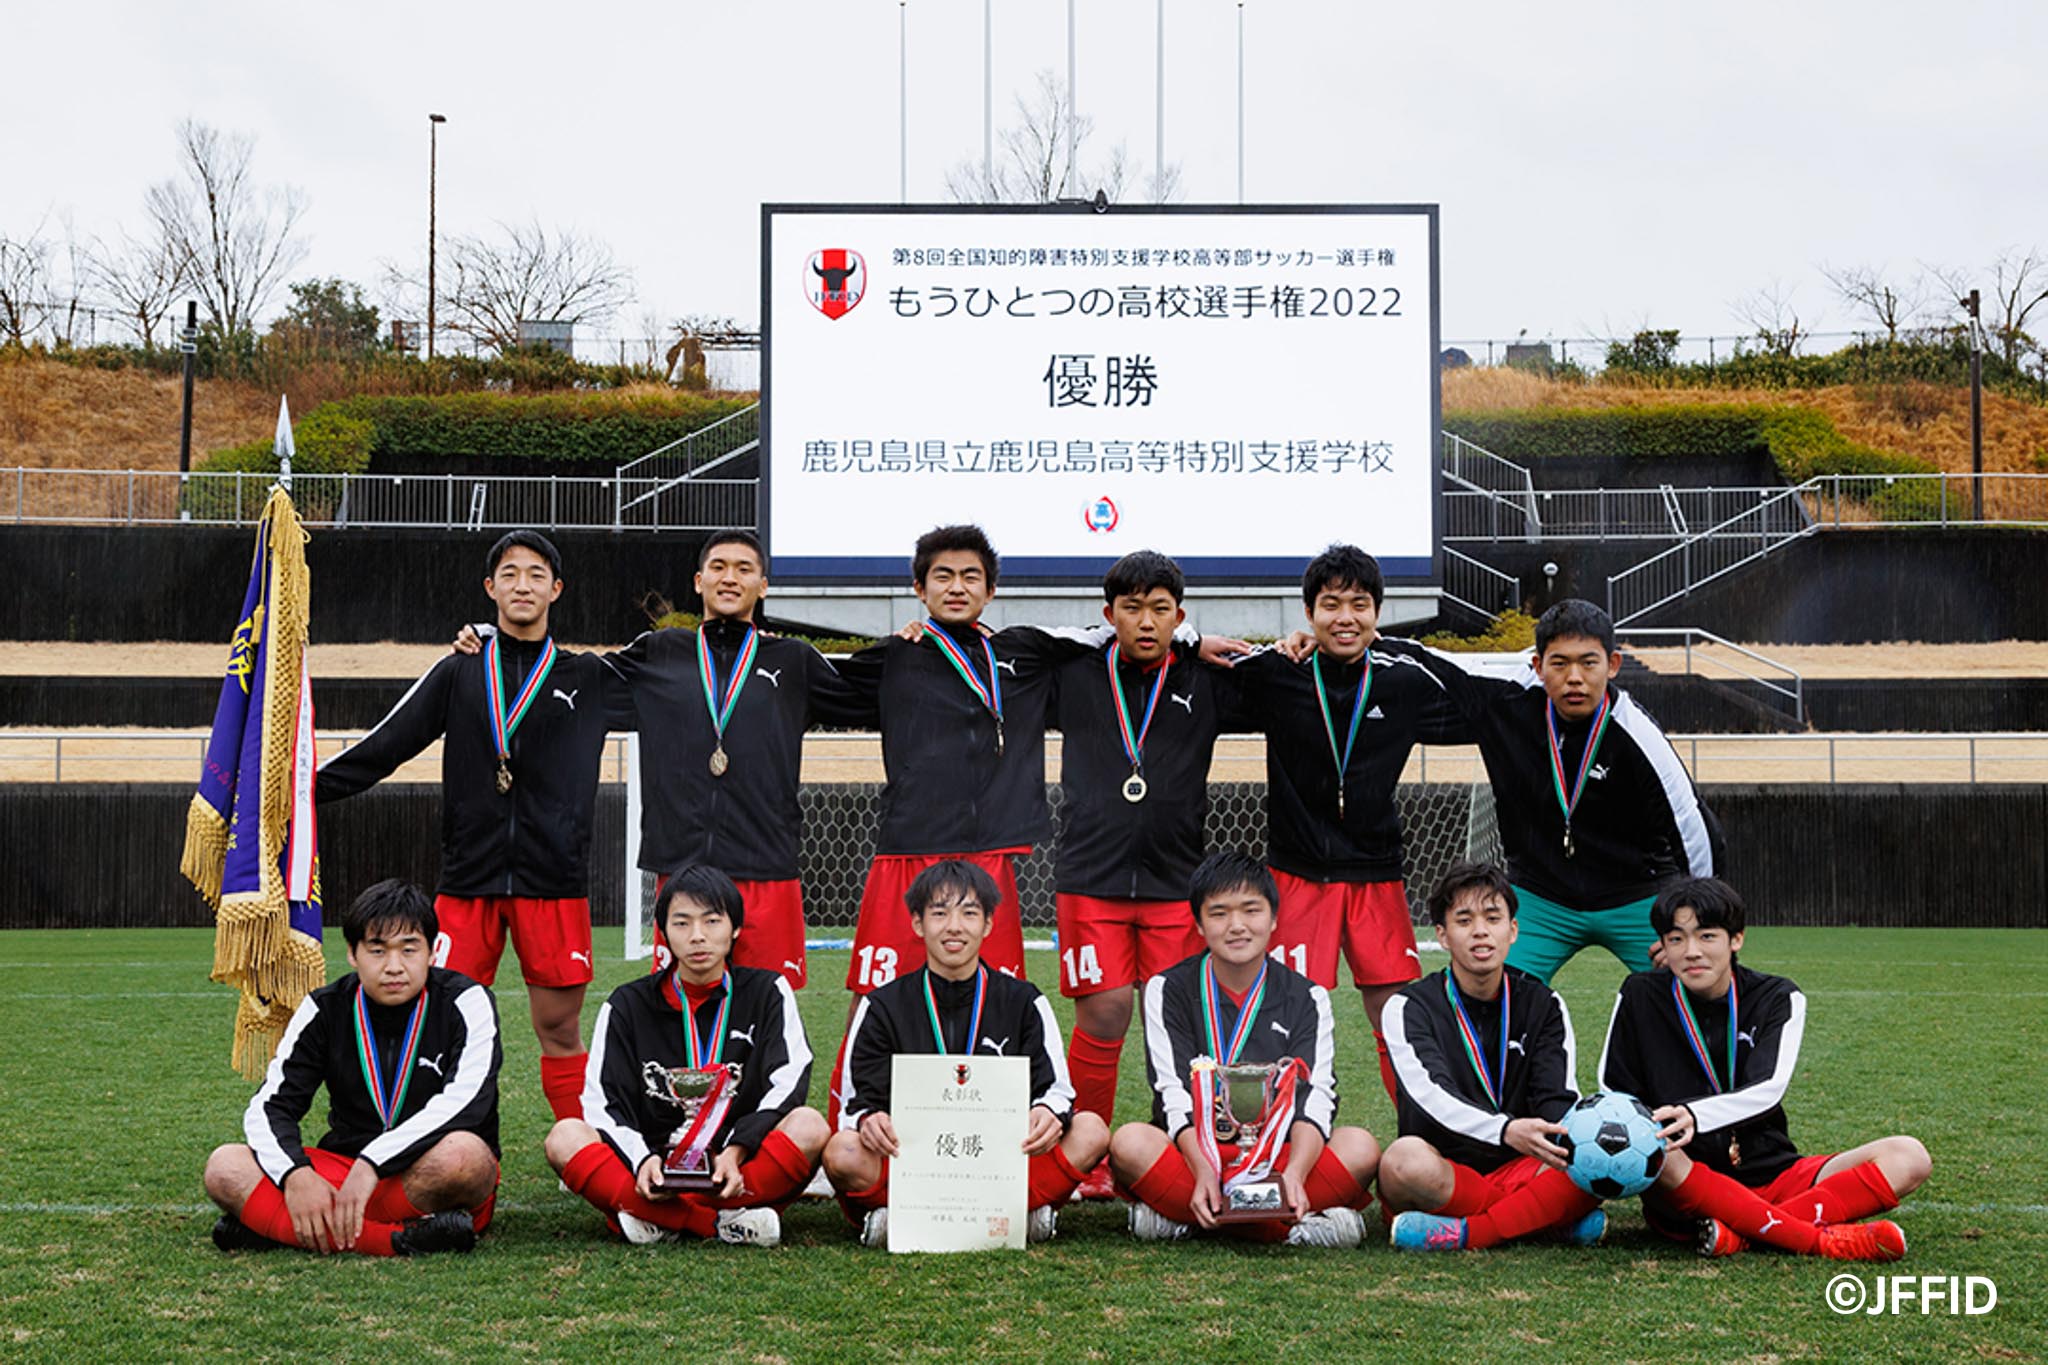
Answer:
[
  {"xmin": 145, "ymin": 120, "xmax": 308, "ymax": 338},
  {"xmin": 946, "ymin": 70, "xmax": 1180, "ymax": 205},
  {"xmin": 88, "ymin": 224, "xmax": 193, "ymax": 350},
  {"xmin": 1731, "ymin": 279, "xmax": 1809, "ymax": 357},
  {"xmin": 1820, "ymin": 263, "xmax": 1923, "ymax": 343},
  {"xmin": 389, "ymin": 220, "xmax": 633, "ymax": 352},
  {"xmin": 1931, "ymin": 249, "xmax": 2048, "ymax": 367},
  {"xmin": 0, "ymin": 218, "xmax": 54, "ymax": 346}
]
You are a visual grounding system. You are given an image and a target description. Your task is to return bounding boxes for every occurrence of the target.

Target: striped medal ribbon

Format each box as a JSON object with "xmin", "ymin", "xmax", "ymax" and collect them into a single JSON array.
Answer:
[
  {"xmin": 924, "ymin": 620, "xmax": 1005, "ymax": 756},
  {"xmin": 1543, "ymin": 691, "xmax": 1612, "ymax": 857},
  {"xmin": 681, "ymin": 970, "xmax": 732, "ymax": 1068},
  {"xmin": 1106, "ymin": 642, "xmax": 1171, "ymax": 803},
  {"xmin": 1200, "ymin": 952, "xmax": 1270, "ymax": 1065},
  {"xmin": 697, "ymin": 624, "xmax": 758, "ymax": 778},
  {"xmin": 1443, "ymin": 971, "xmax": 1510, "ymax": 1109},
  {"xmin": 1672, "ymin": 971, "xmax": 1742, "ymax": 1165},
  {"xmin": 1311, "ymin": 653, "xmax": 1372, "ymax": 821},
  {"xmin": 353, "ymin": 985, "xmax": 429, "ymax": 1130},
  {"xmin": 922, "ymin": 965, "xmax": 987, "ymax": 1054},
  {"xmin": 486, "ymin": 633, "xmax": 558, "ymax": 794}
]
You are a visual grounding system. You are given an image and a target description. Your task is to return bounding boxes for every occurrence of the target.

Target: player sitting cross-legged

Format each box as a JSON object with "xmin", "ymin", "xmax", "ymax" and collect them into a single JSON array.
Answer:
[
  {"xmin": 203, "ymin": 880, "xmax": 502, "ymax": 1257},
  {"xmin": 1109, "ymin": 850, "xmax": 1381, "ymax": 1247},
  {"xmin": 1600, "ymin": 876, "xmax": 1930, "ymax": 1261},
  {"xmin": 822, "ymin": 859, "xmax": 1110, "ymax": 1247},
  {"xmin": 1379, "ymin": 862, "xmax": 1605, "ymax": 1251},
  {"xmin": 546, "ymin": 864, "xmax": 825, "ymax": 1248}
]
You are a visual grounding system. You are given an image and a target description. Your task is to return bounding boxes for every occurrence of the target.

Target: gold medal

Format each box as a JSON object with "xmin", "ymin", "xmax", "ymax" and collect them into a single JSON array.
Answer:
[
  {"xmin": 1564, "ymin": 824, "xmax": 1575, "ymax": 858},
  {"xmin": 708, "ymin": 746, "xmax": 729, "ymax": 777},
  {"xmin": 495, "ymin": 760, "xmax": 513, "ymax": 795},
  {"xmin": 1122, "ymin": 771, "xmax": 1148, "ymax": 803},
  {"xmin": 1728, "ymin": 1136, "xmax": 1742, "ymax": 1168}
]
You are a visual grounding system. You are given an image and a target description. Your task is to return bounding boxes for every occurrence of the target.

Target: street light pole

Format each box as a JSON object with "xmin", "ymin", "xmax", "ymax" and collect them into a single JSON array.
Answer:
[
  {"xmin": 427, "ymin": 113, "xmax": 446, "ymax": 360},
  {"xmin": 1968, "ymin": 287, "xmax": 1983, "ymax": 521}
]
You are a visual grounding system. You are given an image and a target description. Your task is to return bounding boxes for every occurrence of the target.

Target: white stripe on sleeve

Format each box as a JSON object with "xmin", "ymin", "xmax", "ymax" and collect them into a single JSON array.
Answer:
[
  {"xmin": 1141, "ymin": 975, "xmax": 1195, "ymax": 1137},
  {"xmin": 582, "ymin": 1000, "xmax": 649, "ymax": 1171},
  {"xmin": 246, "ymin": 995, "xmax": 321, "ymax": 1185},
  {"xmin": 755, "ymin": 978, "xmax": 813, "ymax": 1117},
  {"xmin": 1382, "ymin": 993, "xmax": 1509, "ymax": 1147},
  {"xmin": 1031, "ymin": 995, "xmax": 1077, "ymax": 1115},
  {"xmin": 1686, "ymin": 989, "xmax": 1806, "ymax": 1135},
  {"xmin": 1612, "ymin": 690, "xmax": 1714, "ymax": 876}
]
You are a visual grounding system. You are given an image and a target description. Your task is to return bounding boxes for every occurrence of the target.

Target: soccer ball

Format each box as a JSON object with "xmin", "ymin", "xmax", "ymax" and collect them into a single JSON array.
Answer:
[{"xmin": 1558, "ymin": 1090, "xmax": 1665, "ymax": 1199}]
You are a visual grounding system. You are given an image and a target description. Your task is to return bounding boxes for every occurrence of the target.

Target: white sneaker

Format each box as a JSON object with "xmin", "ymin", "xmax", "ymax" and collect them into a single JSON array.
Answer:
[
  {"xmin": 1127, "ymin": 1203, "xmax": 1191, "ymax": 1242},
  {"xmin": 1027, "ymin": 1205, "xmax": 1058, "ymax": 1243},
  {"xmin": 617, "ymin": 1211, "xmax": 681, "ymax": 1245},
  {"xmin": 715, "ymin": 1207, "xmax": 781, "ymax": 1248},
  {"xmin": 860, "ymin": 1207, "xmax": 889, "ymax": 1249},
  {"xmin": 1286, "ymin": 1208, "xmax": 1365, "ymax": 1249},
  {"xmin": 800, "ymin": 1167, "xmax": 835, "ymax": 1200}
]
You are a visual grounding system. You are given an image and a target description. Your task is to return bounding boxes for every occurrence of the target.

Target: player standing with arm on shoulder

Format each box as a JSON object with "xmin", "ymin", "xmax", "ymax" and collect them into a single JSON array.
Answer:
[
  {"xmin": 1379, "ymin": 862, "xmax": 1605, "ymax": 1250},
  {"xmin": 203, "ymin": 880, "xmax": 501, "ymax": 1256},
  {"xmin": 1601, "ymin": 877, "xmax": 1928, "ymax": 1261},
  {"xmin": 316, "ymin": 532, "xmax": 628, "ymax": 1121},
  {"xmin": 1372, "ymin": 599, "xmax": 1722, "ymax": 984},
  {"xmin": 1109, "ymin": 851, "xmax": 1381, "ymax": 1247},
  {"xmin": 546, "ymin": 865, "xmax": 825, "ymax": 1247},
  {"xmin": 822, "ymin": 860, "xmax": 1109, "ymax": 1246}
]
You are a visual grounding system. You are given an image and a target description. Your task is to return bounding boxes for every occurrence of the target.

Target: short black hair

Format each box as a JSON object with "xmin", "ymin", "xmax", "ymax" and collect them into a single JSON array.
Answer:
[
  {"xmin": 699, "ymin": 529, "xmax": 767, "ymax": 574},
  {"xmin": 1187, "ymin": 849, "xmax": 1279, "ymax": 922},
  {"xmin": 486, "ymin": 529, "xmax": 563, "ymax": 581},
  {"xmin": 1103, "ymin": 549, "xmax": 1185, "ymax": 604},
  {"xmin": 1535, "ymin": 598, "xmax": 1616, "ymax": 657},
  {"xmin": 657, "ymin": 863, "xmax": 747, "ymax": 935},
  {"xmin": 913, "ymin": 524, "xmax": 999, "ymax": 588},
  {"xmin": 341, "ymin": 879, "xmax": 438, "ymax": 949},
  {"xmin": 905, "ymin": 859, "xmax": 1002, "ymax": 921},
  {"xmin": 1426, "ymin": 861, "xmax": 1520, "ymax": 925},
  {"xmin": 1301, "ymin": 543, "xmax": 1384, "ymax": 609},
  {"xmin": 1651, "ymin": 876, "xmax": 1747, "ymax": 938}
]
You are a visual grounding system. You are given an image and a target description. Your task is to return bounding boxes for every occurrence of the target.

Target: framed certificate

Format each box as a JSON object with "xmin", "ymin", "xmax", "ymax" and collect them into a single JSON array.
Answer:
[{"xmin": 887, "ymin": 1054, "xmax": 1030, "ymax": 1253}]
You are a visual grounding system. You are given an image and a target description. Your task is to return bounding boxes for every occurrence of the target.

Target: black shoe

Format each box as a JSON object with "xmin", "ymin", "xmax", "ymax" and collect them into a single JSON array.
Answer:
[
  {"xmin": 210, "ymin": 1214, "xmax": 283, "ymax": 1253},
  {"xmin": 389, "ymin": 1209, "xmax": 478, "ymax": 1257}
]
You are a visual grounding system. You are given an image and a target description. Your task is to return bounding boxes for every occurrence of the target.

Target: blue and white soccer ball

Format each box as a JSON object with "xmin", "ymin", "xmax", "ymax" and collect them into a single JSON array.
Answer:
[{"xmin": 1558, "ymin": 1090, "xmax": 1666, "ymax": 1199}]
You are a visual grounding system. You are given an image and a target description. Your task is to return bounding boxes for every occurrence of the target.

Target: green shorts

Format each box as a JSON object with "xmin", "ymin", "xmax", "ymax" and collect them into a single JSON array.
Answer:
[{"xmin": 1504, "ymin": 887, "xmax": 1659, "ymax": 985}]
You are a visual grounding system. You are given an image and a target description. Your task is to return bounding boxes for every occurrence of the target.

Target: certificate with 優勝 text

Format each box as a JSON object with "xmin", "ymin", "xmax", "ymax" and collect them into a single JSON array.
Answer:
[{"xmin": 888, "ymin": 1054, "xmax": 1029, "ymax": 1253}]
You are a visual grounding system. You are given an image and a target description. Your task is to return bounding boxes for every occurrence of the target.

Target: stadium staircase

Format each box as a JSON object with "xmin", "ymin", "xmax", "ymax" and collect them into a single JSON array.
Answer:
[{"xmin": 612, "ymin": 403, "xmax": 760, "ymax": 529}]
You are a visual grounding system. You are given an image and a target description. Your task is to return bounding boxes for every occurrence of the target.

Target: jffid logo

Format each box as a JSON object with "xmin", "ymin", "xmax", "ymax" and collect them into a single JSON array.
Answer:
[
  {"xmin": 807, "ymin": 250, "xmax": 866, "ymax": 319},
  {"xmin": 1082, "ymin": 496, "xmax": 1120, "ymax": 533}
]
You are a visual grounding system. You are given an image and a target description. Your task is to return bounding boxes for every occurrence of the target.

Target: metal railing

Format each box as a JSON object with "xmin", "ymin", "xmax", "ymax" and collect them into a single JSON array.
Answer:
[
  {"xmin": 612, "ymin": 403, "xmax": 761, "ymax": 528},
  {"xmin": 0, "ymin": 468, "xmax": 756, "ymax": 532},
  {"xmin": 1445, "ymin": 486, "xmax": 1790, "ymax": 543},
  {"xmin": 1605, "ymin": 482, "xmax": 1820, "ymax": 625},
  {"xmin": 1441, "ymin": 432, "xmax": 1539, "ymax": 541},
  {"xmin": 1618, "ymin": 627, "xmax": 1804, "ymax": 724},
  {"xmin": 1439, "ymin": 546, "xmax": 1522, "ymax": 622}
]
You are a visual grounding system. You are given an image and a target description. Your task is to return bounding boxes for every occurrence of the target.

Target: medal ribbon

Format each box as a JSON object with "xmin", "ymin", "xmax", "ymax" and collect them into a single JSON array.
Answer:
[
  {"xmin": 1200, "ymin": 953, "xmax": 1270, "ymax": 1065},
  {"xmin": 678, "ymin": 970, "xmax": 732, "ymax": 1069},
  {"xmin": 486, "ymin": 633, "xmax": 558, "ymax": 763},
  {"xmin": 1443, "ymin": 972, "xmax": 1511, "ymax": 1109},
  {"xmin": 697, "ymin": 624, "xmax": 759, "ymax": 744},
  {"xmin": 924, "ymin": 620, "xmax": 1004, "ymax": 731},
  {"xmin": 1671, "ymin": 972, "xmax": 1738, "ymax": 1094},
  {"xmin": 1106, "ymin": 642, "xmax": 1171, "ymax": 773},
  {"xmin": 353, "ymin": 985, "xmax": 429, "ymax": 1130},
  {"xmin": 921, "ymin": 965, "xmax": 987, "ymax": 1055},
  {"xmin": 1311, "ymin": 653, "xmax": 1372, "ymax": 799},
  {"xmin": 1544, "ymin": 691, "xmax": 1613, "ymax": 834}
]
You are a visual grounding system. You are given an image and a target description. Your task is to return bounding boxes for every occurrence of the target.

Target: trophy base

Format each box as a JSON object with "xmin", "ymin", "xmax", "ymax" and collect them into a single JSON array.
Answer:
[
  {"xmin": 656, "ymin": 1164, "xmax": 717, "ymax": 1193},
  {"xmin": 1216, "ymin": 1180, "xmax": 1285, "ymax": 1222}
]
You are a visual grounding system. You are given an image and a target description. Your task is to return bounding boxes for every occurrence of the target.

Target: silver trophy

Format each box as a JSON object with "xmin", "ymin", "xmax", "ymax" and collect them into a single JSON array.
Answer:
[
  {"xmin": 643, "ymin": 1061, "xmax": 736, "ymax": 1191},
  {"xmin": 1212, "ymin": 1061, "xmax": 1288, "ymax": 1221}
]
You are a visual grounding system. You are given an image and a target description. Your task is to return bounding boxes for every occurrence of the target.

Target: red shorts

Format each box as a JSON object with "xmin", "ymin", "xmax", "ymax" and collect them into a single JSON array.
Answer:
[
  {"xmin": 847, "ymin": 851, "xmax": 1029, "ymax": 993},
  {"xmin": 300, "ymin": 1146, "xmax": 498, "ymax": 1227},
  {"xmin": 1269, "ymin": 870, "xmax": 1421, "ymax": 990},
  {"xmin": 1750, "ymin": 1151, "xmax": 1837, "ymax": 1206},
  {"xmin": 649, "ymin": 876, "xmax": 809, "ymax": 990},
  {"xmin": 1450, "ymin": 1153, "xmax": 1549, "ymax": 1206},
  {"xmin": 434, "ymin": 894, "xmax": 593, "ymax": 989},
  {"xmin": 1054, "ymin": 893, "xmax": 1201, "ymax": 998}
]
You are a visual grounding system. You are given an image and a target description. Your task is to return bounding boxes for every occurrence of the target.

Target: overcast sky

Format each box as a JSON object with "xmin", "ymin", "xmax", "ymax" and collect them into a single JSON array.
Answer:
[{"xmin": 6, "ymin": 0, "xmax": 2043, "ymax": 349}]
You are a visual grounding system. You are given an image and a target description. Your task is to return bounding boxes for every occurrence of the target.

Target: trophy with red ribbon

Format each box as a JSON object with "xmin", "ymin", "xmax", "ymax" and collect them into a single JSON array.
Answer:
[
  {"xmin": 1191, "ymin": 1057, "xmax": 1307, "ymax": 1221},
  {"xmin": 643, "ymin": 1060, "xmax": 738, "ymax": 1191}
]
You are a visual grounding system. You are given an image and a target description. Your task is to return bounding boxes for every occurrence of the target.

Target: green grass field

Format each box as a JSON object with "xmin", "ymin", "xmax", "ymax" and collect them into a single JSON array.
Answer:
[{"xmin": 0, "ymin": 926, "xmax": 2041, "ymax": 1363}]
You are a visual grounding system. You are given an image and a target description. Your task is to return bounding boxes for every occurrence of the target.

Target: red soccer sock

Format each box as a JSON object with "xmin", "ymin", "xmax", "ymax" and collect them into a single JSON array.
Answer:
[
  {"xmin": 825, "ymin": 1032, "xmax": 851, "ymax": 1131},
  {"xmin": 364, "ymin": 1177, "xmax": 424, "ymax": 1225},
  {"xmin": 560, "ymin": 1140, "xmax": 713, "ymax": 1236},
  {"xmin": 539, "ymin": 1053, "xmax": 589, "ymax": 1122},
  {"xmin": 1067, "ymin": 1027, "xmax": 1124, "ymax": 1126},
  {"xmin": 723, "ymin": 1130, "xmax": 813, "ymax": 1209},
  {"xmin": 1373, "ymin": 1030, "xmax": 1399, "ymax": 1105},
  {"xmin": 1464, "ymin": 1168, "xmax": 1598, "ymax": 1248},
  {"xmin": 470, "ymin": 1191, "xmax": 496, "ymax": 1234},
  {"xmin": 1430, "ymin": 1162, "xmax": 1497, "ymax": 1218},
  {"xmin": 1661, "ymin": 1163, "xmax": 1821, "ymax": 1253},
  {"xmin": 1804, "ymin": 1161, "xmax": 1900, "ymax": 1224},
  {"xmin": 836, "ymin": 1172, "xmax": 890, "ymax": 1223},
  {"xmin": 1302, "ymin": 1146, "xmax": 1372, "ymax": 1214},
  {"xmin": 1028, "ymin": 1146, "xmax": 1085, "ymax": 1210},
  {"xmin": 236, "ymin": 1178, "xmax": 303, "ymax": 1247}
]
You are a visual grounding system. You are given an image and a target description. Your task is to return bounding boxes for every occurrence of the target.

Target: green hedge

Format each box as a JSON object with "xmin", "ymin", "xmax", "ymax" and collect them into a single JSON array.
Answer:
[
  {"xmin": 323, "ymin": 391, "xmax": 755, "ymax": 465},
  {"xmin": 1443, "ymin": 403, "xmax": 1937, "ymax": 483}
]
